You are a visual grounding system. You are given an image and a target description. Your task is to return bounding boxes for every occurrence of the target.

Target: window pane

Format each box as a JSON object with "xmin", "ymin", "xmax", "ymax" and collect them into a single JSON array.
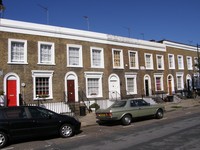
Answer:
[
  {"xmin": 114, "ymin": 51, "xmax": 121, "ymax": 67},
  {"xmin": 146, "ymin": 55, "xmax": 151, "ymax": 68},
  {"xmin": 156, "ymin": 77, "xmax": 161, "ymax": 91},
  {"xmin": 157, "ymin": 56, "xmax": 162, "ymax": 69},
  {"xmin": 40, "ymin": 44, "xmax": 52, "ymax": 63},
  {"xmin": 11, "ymin": 42, "xmax": 24, "ymax": 62},
  {"xmin": 88, "ymin": 78, "xmax": 99, "ymax": 96},
  {"xmin": 169, "ymin": 55, "xmax": 173, "ymax": 68},
  {"xmin": 92, "ymin": 49, "xmax": 101, "ymax": 66},
  {"xmin": 130, "ymin": 52, "xmax": 136, "ymax": 67},
  {"xmin": 177, "ymin": 76, "xmax": 182, "ymax": 89},
  {"xmin": 69, "ymin": 47, "xmax": 79, "ymax": 66},
  {"xmin": 127, "ymin": 78, "xmax": 134, "ymax": 92},
  {"xmin": 36, "ymin": 77, "xmax": 49, "ymax": 97}
]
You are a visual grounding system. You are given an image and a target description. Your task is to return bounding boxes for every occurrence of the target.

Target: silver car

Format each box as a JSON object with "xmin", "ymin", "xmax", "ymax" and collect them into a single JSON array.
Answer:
[{"xmin": 96, "ymin": 99, "xmax": 165, "ymax": 125}]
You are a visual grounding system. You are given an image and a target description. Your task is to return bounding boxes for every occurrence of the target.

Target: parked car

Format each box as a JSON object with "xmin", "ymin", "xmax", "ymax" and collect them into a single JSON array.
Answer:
[
  {"xmin": 0, "ymin": 106, "xmax": 81, "ymax": 148},
  {"xmin": 96, "ymin": 98, "xmax": 165, "ymax": 125}
]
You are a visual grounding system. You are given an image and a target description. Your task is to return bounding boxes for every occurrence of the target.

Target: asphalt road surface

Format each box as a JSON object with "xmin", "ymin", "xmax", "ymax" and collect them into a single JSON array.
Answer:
[{"xmin": 3, "ymin": 106, "xmax": 200, "ymax": 150}]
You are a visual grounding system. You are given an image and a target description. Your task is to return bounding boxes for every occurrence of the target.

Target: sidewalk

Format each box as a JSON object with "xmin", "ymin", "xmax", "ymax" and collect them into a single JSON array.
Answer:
[{"xmin": 79, "ymin": 98, "xmax": 200, "ymax": 127}]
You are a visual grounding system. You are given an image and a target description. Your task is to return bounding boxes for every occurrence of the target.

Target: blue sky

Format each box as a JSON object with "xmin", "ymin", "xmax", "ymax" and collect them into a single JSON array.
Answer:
[{"xmin": 2, "ymin": 0, "xmax": 200, "ymax": 45}]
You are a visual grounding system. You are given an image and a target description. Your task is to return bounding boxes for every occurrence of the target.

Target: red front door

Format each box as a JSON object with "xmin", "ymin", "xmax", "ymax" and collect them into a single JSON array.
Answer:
[
  {"xmin": 67, "ymin": 80, "xmax": 75, "ymax": 103},
  {"xmin": 7, "ymin": 80, "xmax": 17, "ymax": 106}
]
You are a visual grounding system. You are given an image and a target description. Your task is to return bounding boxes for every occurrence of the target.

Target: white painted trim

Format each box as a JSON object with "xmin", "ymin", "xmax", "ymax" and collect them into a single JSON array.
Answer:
[
  {"xmin": 8, "ymin": 38, "xmax": 28, "ymax": 64},
  {"xmin": 163, "ymin": 41, "xmax": 197, "ymax": 52},
  {"xmin": 112, "ymin": 48, "xmax": 124, "ymax": 69},
  {"xmin": 90, "ymin": 47, "xmax": 104, "ymax": 68},
  {"xmin": 128, "ymin": 50, "xmax": 139, "ymax": 69},
  {"xmin": 37, "ymin": 41, "xmax": 55, "ymax": 65},
  {"xmin": 31, "ymin": 70, "xmax": 54, "ymax": 100},
  {"xmin": 0, "ymin": 19, "xmax": 166, "ymax": 52}
]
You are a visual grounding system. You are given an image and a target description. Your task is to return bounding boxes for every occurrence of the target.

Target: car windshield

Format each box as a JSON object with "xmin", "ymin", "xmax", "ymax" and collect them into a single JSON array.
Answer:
[{"xmin": 111, "ymin": 101, "xmax": 127, "ymax": 108}]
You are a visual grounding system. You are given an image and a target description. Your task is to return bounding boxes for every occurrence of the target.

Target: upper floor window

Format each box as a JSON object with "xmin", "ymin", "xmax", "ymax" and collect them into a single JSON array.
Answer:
[
  {"xmin": 67, "ymin": 44, "xmax": 83, "ymax": 67},
  {"xmin": 186, "ymin": 56, "xmax": 193, "ymax": 70},
  {"xmin": 32, "ymin": 70, "xmax": 54, "ymax": 100},
  {"xmin": 177, "ymin": 55, "xmax": 184, "ymax": 70},
  {"xmin": 90, "ymin": 47, "xmax": 104, "ymax": 68},
  {"xmin": 8, "ymin": 39, "xmax": 27, "ymax": 64},
  {"xmin": 145, "ymin": 53, "xmax": 153, "ymax": 69},
  {"xmin": 156, "ymin": 55, "xmax": 164, "ymax": 70},
  {"xmin": 168, "ymin": 54, "xmax": 175, "ymax": 69},
  {"xmin": 128, "ymin": 50, "xmax": 139, "ymax": 69},
  {"xmin": 38, "ymin": 42, "xmax": 55, "ymax": 65},
  {"xmin": 84, "ymin": 72, "xmax": 103, "ymax": 98},
  {"xmin": 112, "ymin": 49, "xmax": 124, "ymax": 69}
]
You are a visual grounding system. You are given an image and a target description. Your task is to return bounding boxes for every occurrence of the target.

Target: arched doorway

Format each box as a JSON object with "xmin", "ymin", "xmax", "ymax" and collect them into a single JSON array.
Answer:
[
  {"xmin": 186, "ymin": 74, "xmax": 192, "ymax": 92},
  {"xmin": 4, "ymin": 73, "xmax": 20, "ymax": 106},
  {"xmin": 65, "ymin": 72, "xmax": 78, "ymax": 103},
  {"xmin": 108, "ymin": 74, "xmax": 120, "ymax": 100},
  {"xmin": 167, "ymin": 74, "xmax": 175, "ymax": 95},
  {"xmin": 143, "ymin": 75, "xmax": 152, "ymax": 96}
]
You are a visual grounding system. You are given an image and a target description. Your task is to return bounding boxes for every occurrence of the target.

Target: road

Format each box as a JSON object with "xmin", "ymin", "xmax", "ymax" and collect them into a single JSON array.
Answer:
[{"xmin": 3, "ymin": 106, "xmax": 200, "ymax": 150}]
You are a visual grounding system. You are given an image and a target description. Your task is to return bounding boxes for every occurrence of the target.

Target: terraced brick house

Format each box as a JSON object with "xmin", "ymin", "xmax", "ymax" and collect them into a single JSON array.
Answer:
[{"xmin": 0, "ymin": 19, "xmax": 198, "ymax": 114}]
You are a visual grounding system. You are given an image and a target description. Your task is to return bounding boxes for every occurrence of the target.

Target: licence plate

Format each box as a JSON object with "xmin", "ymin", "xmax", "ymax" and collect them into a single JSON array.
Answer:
[{"xmin": 98, "ymin": 113, "xmax": 106, "ymax": 117}]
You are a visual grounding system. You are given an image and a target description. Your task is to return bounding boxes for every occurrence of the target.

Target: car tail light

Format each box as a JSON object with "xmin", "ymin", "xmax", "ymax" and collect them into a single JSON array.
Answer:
[{"xmin": 106, "ymin": 112, "xmax": 112, "ymax": 117}]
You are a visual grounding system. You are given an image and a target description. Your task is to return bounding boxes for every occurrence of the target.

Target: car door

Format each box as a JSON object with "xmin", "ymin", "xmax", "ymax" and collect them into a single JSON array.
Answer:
[
  {"xmin": 129, "ymin": 100, "xmax": 140, "ymax": 117},
  {"xmin": 136, "ymin": 99, "xmax": 155, "ymax": 117},
  {"xmin": 5, "ymin": 107, "xmax": 36, "ymax": 138},
  {"xmin": 28, "ymin": 107, "xmax": 60, "ymax": 136}
]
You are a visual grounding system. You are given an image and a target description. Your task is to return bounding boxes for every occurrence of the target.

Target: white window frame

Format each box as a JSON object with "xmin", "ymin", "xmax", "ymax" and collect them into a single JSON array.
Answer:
[
  {"xmin": 8, "ymin": 39, "xmax": 28, "ymax": 64},
  {"xmin": 154, "ymin": 73, "xmax": 164, "ymax": 91},
  {"xmin": 32, "ymin": 70, "xmax": 54, "ymax": 100},
  {"xmin": 125, "ymin": 73, "xmax": 137, "ymax": 95},
  {"xmin": 156, "ymin": 54, "xmax": 164, "ymax": 70},
  {"xmin": 144, "ymin": 53, "xmax": 154, "ymax": 70},
  {"xmin": 186, "ymin": 56, "xmax": 193, "ymax": 70},
  {"xmin": 90, "ymin": 47, "xmax": 104, "ymax": 68},
  {"xmin": 38, "ymin": 41, "xmax": 55, "ymax": 65},
  {"xmin": 168, "ymin": 54, "xmax": 175, "ymax": 69},
  {"xmin": 177, "ymin": 55, "xmax": 184, "ymax": 70},
  {"xmin": 176, "ymin": 72, "xmax": 184, "ymax": 90},
  {"xmin": 112, "ymin": 49, "xmax": 124, "ymax": 69},
  {"xmin": 67, "ymin": 44, "xmax": 83, "ymax": 67},
  {"xmin": 128, "ymin": 50, "xmax": 139, "ymax": 69},
  {"xmin": 84, "ymin": 72, "xmax": 103, "ymax": 98}
]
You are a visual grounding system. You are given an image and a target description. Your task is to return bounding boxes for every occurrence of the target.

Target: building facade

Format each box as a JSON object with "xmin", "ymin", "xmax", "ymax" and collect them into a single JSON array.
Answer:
[{"xmin": 0, "ymin": 19, "xmax": 198, "ymax": 111}]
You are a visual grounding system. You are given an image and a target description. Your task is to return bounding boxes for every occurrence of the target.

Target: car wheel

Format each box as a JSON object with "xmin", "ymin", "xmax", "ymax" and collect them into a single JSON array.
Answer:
[
  {"xmin": 156, "ymin": 109, "xmax": 164, "ymax": 119},
  {"xmin": 121, "ymin": 114, "xmax": 132, "ymax": 126},
  {"xmin": 59, "ymin": 124, "xmax": 74, "ymax": 138},
  {"xmin": 0, "ymin": 132, "xmax": 8, "ymax": 148}
]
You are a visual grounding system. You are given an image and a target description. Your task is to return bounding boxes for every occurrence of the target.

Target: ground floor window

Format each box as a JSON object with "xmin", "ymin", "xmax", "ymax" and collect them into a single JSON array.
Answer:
[
  {"xmin": 176, "ymin": 73, "xmax": 184, "ymax": 90},
  {"xmin": 154, "ymin": 74, "xmax": 164, "ymax": 91},
  {"xmin": 85, "ymin": 72, "xmax": 103, "ymax": 98},
  {"xmin": 36, "ymin": 77, "xmax": 49, "ymax": 96},
  {"xmin": 32, "ymin": 70, "xmax": 54, "ymax": 100},
  {"xmin": 125, "ymin": 73, "xmax": 137, "ymax": 95}
]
